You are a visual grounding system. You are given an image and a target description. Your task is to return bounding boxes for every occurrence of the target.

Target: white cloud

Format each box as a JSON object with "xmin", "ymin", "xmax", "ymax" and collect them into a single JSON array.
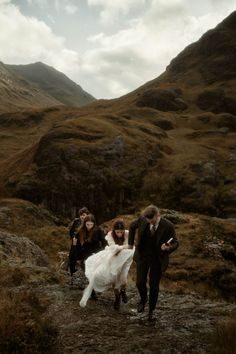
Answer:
[
  {"xmin": 0, "ymin": 1, "xmax": 81, "ymax": 80},
  {"xmin": 81, "ymin": 0, "xmax": 236, "ymax": 98},
  {"xmin": 26, "ymin": 0, "xmax": 79, "ymax": 15},
  {"xmin": 0, "ymin": 0, "xmax": 10, "ymax": 4},
  {"xmin": 87, "ymin": 0, "xmax": 146, "ymax": 24},
  {"xmin": 54, "ymin": 0, "xmax": 60, "ymax": 12},
  {"xmin": 32, "ymin": 0, "xmax": 48, "ymax": 8},
  {"xmin": 65, "ymin": 4, "xmax": 79, "ymax": 15},
  {"xmin": 1, "ymin": 0, "xmax": 236, "ymax": 100}
]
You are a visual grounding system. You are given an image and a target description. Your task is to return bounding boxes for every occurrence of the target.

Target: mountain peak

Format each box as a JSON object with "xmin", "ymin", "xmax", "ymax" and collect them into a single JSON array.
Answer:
[{"xmin": 6, "ymin": 62, "xmax": 95, "ymax": 107}]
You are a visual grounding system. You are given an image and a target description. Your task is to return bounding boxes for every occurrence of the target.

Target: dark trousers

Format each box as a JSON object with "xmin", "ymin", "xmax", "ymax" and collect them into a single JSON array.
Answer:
[
  {"xmin": 69, "ymin": 245, "xmax": 81, "ymax": 276},
  {"xmin": 136, "ymin": 258, "xmax": 162, "ymax": 312}
]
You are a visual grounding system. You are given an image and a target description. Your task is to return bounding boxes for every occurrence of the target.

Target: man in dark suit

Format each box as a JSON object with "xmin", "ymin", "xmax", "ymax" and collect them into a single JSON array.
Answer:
[{"xmin": 128, "ymin": 205, "xmax": 179, "ymax": 321}]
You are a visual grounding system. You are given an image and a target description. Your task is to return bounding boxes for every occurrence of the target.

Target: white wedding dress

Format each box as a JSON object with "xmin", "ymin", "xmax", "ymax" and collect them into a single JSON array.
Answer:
[{"xmin": 79, "ymin": 244, "xmax": 134, "ymax": 307}]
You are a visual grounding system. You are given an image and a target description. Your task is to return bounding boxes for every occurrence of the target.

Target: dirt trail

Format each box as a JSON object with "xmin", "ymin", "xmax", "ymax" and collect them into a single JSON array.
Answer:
[{"xmin": 37, "ymin": 281, "xmax": 235, "ymax": 354}]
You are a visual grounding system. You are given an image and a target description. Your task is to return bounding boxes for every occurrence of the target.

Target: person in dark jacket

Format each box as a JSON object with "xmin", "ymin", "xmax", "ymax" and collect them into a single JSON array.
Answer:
[
  {"xmin": 128, "ymin": 205, "xmax": 179, "ymax": 322},
  {"xmin": 70, "ymin": 214, "xmax": 107, "ymax": 297},
  {"xmin": 69, "ymin": 207, "xmax": 90, "ymax": 239},
  {"xmin": 68, "ymin": 207, "xmax": 90, "ymax": 278}
]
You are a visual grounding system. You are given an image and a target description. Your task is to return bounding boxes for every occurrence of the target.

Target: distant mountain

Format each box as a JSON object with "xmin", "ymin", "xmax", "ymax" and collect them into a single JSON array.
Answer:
[
  {"xmin": 0, "ymin": 11, "xmax": 236, "ymax": 221},
  {"xmin": 7, "ymin": 62, "xmax": 95, "ymax": 107},
  {"xmin": 0, "ymin": 61, "xmax": 60, "ymax": 111}
]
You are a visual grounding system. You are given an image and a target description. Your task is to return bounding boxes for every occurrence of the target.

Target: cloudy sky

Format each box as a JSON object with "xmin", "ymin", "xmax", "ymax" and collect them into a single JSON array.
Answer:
[{"xmin": 0, "ymin": 0, "xmax": 235, "ymax": 99}]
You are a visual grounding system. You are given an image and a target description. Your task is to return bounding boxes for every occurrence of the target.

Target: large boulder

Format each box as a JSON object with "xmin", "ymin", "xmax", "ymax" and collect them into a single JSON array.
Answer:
[
  {"xmin": 216, "ymin": 113, "xmax": 236, "ymax": 131},
  {"xmin": 0, "ymin": 231, "xmax": 50, "ymax": 267},
  {"xmin": 196, "ymin": 89, "xmax": 236, "ymax": 115},
  {"xmin": 136, "ymin": 88, "xmax": 188, "ymax": 112}
]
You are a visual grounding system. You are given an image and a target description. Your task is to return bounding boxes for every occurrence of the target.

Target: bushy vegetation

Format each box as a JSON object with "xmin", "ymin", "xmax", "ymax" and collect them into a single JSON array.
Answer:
[
  {"xmin": 0, "ymin": 289, "xmax": 57, "ymax": 353},
  {"xmin": 0, "ymin": 266, "xmax": 28, "ymax": 286},
  {"xmin": 209, "ymin": 316, "xmax": 236, "ymax": 354}
]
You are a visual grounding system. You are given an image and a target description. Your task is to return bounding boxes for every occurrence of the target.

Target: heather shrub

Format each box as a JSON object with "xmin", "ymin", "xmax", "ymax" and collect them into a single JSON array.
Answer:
[
  {"xmin": 0, "ymin": 289, "xmax": 57, "ymax": 353},
  {"xmin": 208, "ymin": 315, "xmax": 236, "ymax": 354}
]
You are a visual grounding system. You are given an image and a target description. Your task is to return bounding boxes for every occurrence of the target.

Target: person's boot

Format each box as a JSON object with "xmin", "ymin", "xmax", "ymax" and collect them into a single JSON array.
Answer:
[
  {"xmin": 137, "ymin": 301, "xmax": 146, "ymax": 313},
  {"xmin": 148, "ymin": 310, "xmax": 156, "ymax": 322},
  {"xmin": 70, "ymin": 273, "xmax": 75, "ymax": 286},
  {"xmin": 120, "ymin": 288, "xmax": 128, "ymax": 303},
  {"xmin": 114, "ymin": 293, "xmax": 121, "ymax": 310}
]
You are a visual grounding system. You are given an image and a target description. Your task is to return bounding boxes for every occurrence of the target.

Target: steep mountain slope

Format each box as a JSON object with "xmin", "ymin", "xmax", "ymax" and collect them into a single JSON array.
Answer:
[
  {"xmin": 0, "ymin": 61, "xmax": 61, "ymax": 111},
  {"xmin": 162, "ymin": 10, "xmax": 236, "ymax": 87},
  {"xmin": 7, "ymin": 62, "xmax": 95, "ymax": 107},
  {"xmin": 0, "ymin": 12, "xmax": 236, "ymax": 221}
]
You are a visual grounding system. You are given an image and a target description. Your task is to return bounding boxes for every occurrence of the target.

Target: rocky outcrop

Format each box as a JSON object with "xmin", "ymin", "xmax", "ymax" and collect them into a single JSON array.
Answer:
[
  {"xmin": 136, "ymin": 88, "xmax": 188, "ymax": 112},
  {"xmin": 221, "ymin": 189, "xmax": 236, "ymax": 217},
  {"xmin": 216, "ymin": 113, "xmax": 236, "ymax": 131},
  {"xmin": 0, "ymin": 198, "xmax": 60, "ymax": 230},
  {"xmin": 0, "ymin": 231, "xmax": 50, "ymax": 267},
  {"xmin": 7, "ymin": 118, "xmax": 167, "ymax": 221},
  {"xmin": 196, "ymin": 89, "xmax": 236, "ymax": 115}
]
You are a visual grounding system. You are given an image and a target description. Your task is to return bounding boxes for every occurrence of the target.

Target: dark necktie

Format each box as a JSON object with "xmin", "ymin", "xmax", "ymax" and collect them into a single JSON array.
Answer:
[{"xmin": 150, "ymin": 225, "xmax": 156, "ymax": 236}]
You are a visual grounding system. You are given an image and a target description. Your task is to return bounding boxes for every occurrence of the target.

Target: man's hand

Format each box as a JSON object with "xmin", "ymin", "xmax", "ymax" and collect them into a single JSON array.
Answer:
[
  {"xmin": 161, "ymin": 243, "xmax": 171, "ymax": 251},
  {"xmin": 72, "ymin": 237, "xmax": 77, "ymax": 246}
]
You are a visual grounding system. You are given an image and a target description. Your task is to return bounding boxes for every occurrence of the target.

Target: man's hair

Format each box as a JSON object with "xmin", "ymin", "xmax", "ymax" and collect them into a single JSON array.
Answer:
[
  {"xmin": 143, "ymin": 205, "xmax": 159, "ymax": 219},
  {"xmin": 79, "ymin": 207, "xmax": 89, "ymax": 216}
]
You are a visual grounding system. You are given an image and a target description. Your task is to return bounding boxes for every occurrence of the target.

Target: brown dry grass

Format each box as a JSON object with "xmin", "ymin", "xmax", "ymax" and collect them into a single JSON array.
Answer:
[
  {"xmin": 0, "ymin": 198, "xmax": 69, "ymax": 265},
  {"xmin": 0, "ymin": 264, "xmax": 62, "ymax": 288},
  {"xmin": 23, "ymin": 226, "xmax": 69, "ymax": 263},
  {"xmin": 208, "ymin": 310, "xmax": 236, "ymax": 354},
  {"xmin": 0, "ymin": 288, "xmax": 57, "ymax": 353}
]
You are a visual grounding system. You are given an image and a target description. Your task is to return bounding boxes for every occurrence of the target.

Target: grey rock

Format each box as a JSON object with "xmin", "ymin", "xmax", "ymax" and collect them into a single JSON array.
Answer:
[
  {"xmin": 161, "ymin": 209, "xmax": 189, "ymax": 224},
  {"xmin": 190, "ymin": 160, "xmax": 218, "ymax": 185},
  {"xmin": 227, "ymin": 154, "xmax": 236, "ymax": 164},
  {"xmin": 0, "ymin": 231, "xmax": 50, "ymax": 268},
  {"xmin": 224, "ymin": 218, "xmax": 236, "ymax": 225}
]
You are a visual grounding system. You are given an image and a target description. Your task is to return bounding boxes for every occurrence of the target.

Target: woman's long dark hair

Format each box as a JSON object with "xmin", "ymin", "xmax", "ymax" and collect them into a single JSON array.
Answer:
[
  {"xmin": 111, "ymin": 219, "xmax": 125, "ymax": 245},
  {"xmin": 78, "ymin": 214, "xmax": 96, "ymax": 243}
]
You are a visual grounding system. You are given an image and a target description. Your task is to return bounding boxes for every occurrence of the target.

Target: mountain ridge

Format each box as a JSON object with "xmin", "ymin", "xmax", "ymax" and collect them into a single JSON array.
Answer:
[
  {"xmin": 0, "ymin": 61, "xmax": 61, "ymax": 111},
  {"xmin": 0, "ymin": 61, "xmax": 95, "ymax": 112},
  {"xmin": 7, "ymin": 61, "xmax": 95, "ymax": 107}
]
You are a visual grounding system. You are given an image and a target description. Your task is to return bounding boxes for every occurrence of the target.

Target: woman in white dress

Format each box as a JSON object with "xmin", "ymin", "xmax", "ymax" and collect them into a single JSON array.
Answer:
[
  {"xmin": 105, "ymin": 220, "xmax": 130, "ymax": 309},
  {"xmin": 79, "ymin": 219, "xmax": 134, "ymax": 310}
]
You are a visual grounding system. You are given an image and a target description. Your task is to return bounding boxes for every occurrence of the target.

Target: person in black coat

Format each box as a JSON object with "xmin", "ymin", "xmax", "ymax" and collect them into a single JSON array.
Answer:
[
  {"xmin": 70, "ymin": 214, "xmax": 107, "ymax": 296},
  {"xmin": 68, "ymin": 207, "xmax": 90, "ymax": 277},
  {"xmin": 128, "ymin": 205, "xmax": 179, "ymax": 321},
  {"xmin": 69, "ymin": 207, "xmax": 90, "ymax": 239}
]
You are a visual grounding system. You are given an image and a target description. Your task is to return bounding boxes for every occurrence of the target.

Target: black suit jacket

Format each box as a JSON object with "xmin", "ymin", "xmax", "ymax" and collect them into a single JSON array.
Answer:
[{"xmin": 128, "ymin": 216, "xmax": 179, "ymax": 272}]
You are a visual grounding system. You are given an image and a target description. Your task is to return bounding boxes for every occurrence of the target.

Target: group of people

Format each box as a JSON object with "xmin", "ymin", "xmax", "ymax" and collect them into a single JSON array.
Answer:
[{"xmin": 68, "ymin": 205, "xmax": 179, "ymax": 322}]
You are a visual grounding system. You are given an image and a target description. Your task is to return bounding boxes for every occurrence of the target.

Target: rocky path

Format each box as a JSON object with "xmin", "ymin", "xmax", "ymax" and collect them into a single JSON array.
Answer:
[{"xmin": 38, "ymin": 282, "xmax": 235, "ymax": 354}]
